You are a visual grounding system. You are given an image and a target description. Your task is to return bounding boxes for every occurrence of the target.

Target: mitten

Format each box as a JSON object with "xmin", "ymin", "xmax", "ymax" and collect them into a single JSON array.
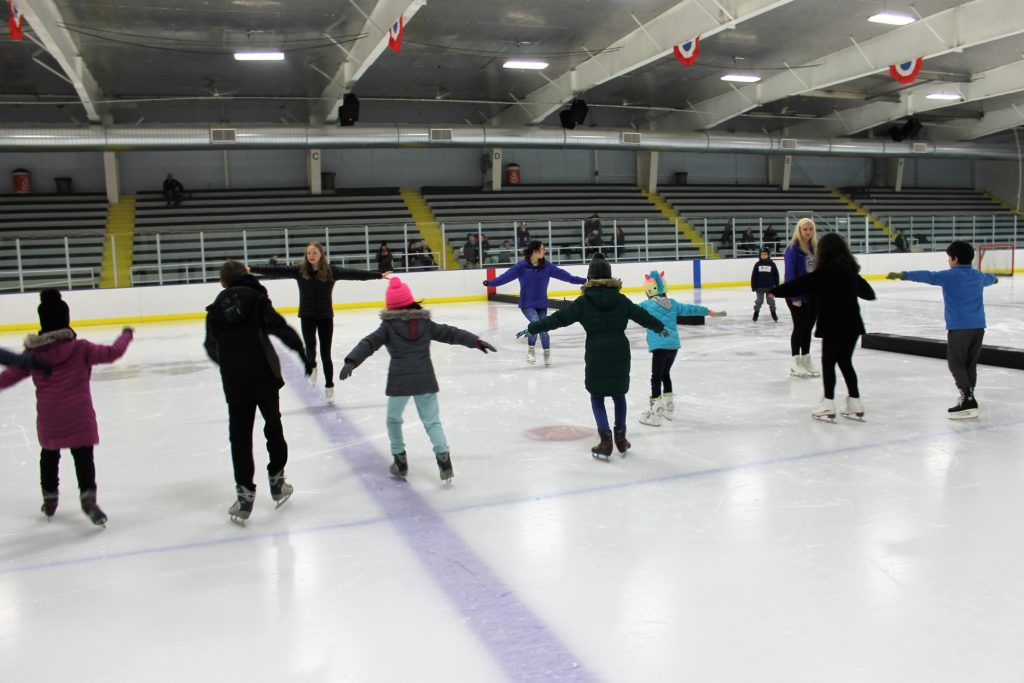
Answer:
[
  {"xmin": 885, "ymin": 272, "xmax": 904, "ymax": 280},
  {"xmin": 338, "ymin": 362, "xmax": 355, "ymax": 381},
  {"xmin": 476, "ymin": 340, "xmax": 497, "ymax": 354},
  {"xmin": 515, "ymin": 328, "xmax": 530, "ymax": 339}
]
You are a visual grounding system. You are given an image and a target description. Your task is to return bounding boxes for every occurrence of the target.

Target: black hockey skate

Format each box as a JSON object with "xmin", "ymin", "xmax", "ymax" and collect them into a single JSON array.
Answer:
[
  {"xmin": 80, "ymin": 489, "xmax": 107, "ymax": 527},
  {"xmin": 591, "ymin": 429, "xmax": 613, "ymax": 460},
  {"xmin": 229, "ymin": 485, "xmax": 255, "ymax": 525},
  {"xmin": 41, "ymin": 488, "xmax": 58, "ymax": 521},
  {"xmin": 948, "ymin": 391, "xmax": 978, "ymax": 420},
  {"xmin": 435, "ymin": 452, "xmax": 454, "ymax": 483},
  {"xmin": 390, "ymin": 451, "xmax": 408, "ymax": 478},
  {"xmin": 613, "ymin": 426, "xmax": 631, "ymax": 456},
  {"xmin": 269, "ymin": 471, "xmax": 293, "ymax": 509}
]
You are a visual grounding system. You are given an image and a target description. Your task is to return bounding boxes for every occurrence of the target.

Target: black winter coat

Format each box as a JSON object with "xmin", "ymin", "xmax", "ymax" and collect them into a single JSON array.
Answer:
[
  {"xmin": 771, "ymin": 264, "xmax": 876, "ymax": 339},
  {"xmin": 250, "ymin": 263, "xmax": 383, "ymax": 319},
  {"xmin": 204, "ymin": 276, "xmax": 306, "ymax": 401},
  {"xmin": 527, "ymin": 279, "xmax": 665, "ymax": 396},
  {"xmin": 344, "ymin": 309, "xmax": 480, "ymax": 396},
  {"xmin": 750, "ymin": 258, "xmax": 780, "ymax": 290}
]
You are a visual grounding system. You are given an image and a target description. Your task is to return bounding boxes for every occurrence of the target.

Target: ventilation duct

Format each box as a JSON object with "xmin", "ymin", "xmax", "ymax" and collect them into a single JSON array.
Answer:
[
  {"xmin": 621, "ymin": 131, "xmax": 642, "ymax": 145},
  {"xmin": 210, "ymin": 128, "xmax": 236, "ymax": 143},
  {"xmin": 0, "ymin": 125, "xmax": 1016, "ymax": 160}
]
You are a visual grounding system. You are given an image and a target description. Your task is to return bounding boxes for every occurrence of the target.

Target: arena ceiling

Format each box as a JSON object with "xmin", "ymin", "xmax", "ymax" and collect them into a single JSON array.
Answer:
[{"xmin": 1, "ymin": 0, "xmax": 1023, "ymax": 144}]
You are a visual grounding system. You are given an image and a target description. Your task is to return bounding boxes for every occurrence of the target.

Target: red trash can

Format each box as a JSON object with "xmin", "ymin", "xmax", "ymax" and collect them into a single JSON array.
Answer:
[
  {"xmin": 12, "ymin": 169, "xmax": 32, "ymax": 193},
  {"xmin": 504, "ymin": 163, "xmax": 521, "ymax": 186}
]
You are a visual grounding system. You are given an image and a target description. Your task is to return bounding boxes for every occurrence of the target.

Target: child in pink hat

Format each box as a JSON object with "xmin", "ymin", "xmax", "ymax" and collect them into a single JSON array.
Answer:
[{"xmin": 338, "ymin": 277, "xmax": 497, "ymax": 482}]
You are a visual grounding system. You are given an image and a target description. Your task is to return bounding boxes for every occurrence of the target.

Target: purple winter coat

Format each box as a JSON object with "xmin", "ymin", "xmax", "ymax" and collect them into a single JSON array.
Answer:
[{"xmin": 0, "ymin": 328, "xmax": 133, "ymax": 449}]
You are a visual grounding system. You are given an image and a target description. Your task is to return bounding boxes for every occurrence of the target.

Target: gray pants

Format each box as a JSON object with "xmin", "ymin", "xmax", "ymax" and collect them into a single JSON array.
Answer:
[
  {"xmin": 947, "ymin": 328, "xmax": 984, "ymax": 394},
  {"xmin": 753, "ymin": 289, "xmax": 776, "ymax": 313}
]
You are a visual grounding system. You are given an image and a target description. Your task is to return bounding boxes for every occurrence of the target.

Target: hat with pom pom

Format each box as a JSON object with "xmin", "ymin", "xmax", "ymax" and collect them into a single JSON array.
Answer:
[
  {"xmin": 38, "ymin": 289, "xmax": 71, "ymax": 333},
  {"xmin": 385, "ymin": 277, "xmax": 415, "ymax": 310}
]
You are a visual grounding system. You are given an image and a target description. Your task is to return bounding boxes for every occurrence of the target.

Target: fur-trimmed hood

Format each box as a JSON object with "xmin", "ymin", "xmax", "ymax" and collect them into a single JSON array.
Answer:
[
  {"xmin": 23, "ymin": 328, "xmax": 76, "ymax": 351},
  {"xmin": 380, "ymin": 308, "xmax": 431, "ymax": 321},
  {"xmin": 581, "ymin": 277, "xmax": 622, "ymax": 291}
]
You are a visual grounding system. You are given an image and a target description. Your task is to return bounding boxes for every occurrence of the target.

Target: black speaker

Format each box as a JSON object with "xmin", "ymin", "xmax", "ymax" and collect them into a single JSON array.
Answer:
[
  {"xmin": 569, "ymin": 98, "xmax": 588, "ymax": 125},
  {"xmin": 339, "ymin": 93, "xmax": 359, "ymax": 126},
  {"xmin": 559, "ymin": 109, "xmax": 577, "ymax": 130},
  {"xmin": 889, "ymin": 116, "xmax": 922, "ymax": 142}
]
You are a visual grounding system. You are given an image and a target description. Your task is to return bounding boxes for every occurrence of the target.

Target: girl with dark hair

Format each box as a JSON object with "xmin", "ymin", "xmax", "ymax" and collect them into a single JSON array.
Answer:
[
  {"xmin": 482, "ymin": 240, "xmax": 586, "ymax": 366},
  {"xmin": 376, "ymin": 242, "xmax": 394, "ymax": 274},
  {"xmin": 772, "ymin": 233, "xmax": 876, "ymax": 420},
  {"xmin": 250, "ymin": 241, "xmax": 389, "ymax": 402}
]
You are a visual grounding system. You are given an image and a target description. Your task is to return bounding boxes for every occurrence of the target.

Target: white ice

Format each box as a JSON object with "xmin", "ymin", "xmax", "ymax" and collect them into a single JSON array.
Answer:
[{"xmin": 1, "ymin": 279, "xmax": 1023, "ymax": 682}]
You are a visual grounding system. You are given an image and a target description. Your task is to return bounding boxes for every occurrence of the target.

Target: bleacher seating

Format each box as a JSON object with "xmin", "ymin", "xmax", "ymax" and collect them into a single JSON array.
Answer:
[
  {"xmin": 0, "ymin": 193, "xmax": 107, "ymax": 292},
  {"xmin": 422, "ymin": 185, "xmax": 701, "ymax": 265}
]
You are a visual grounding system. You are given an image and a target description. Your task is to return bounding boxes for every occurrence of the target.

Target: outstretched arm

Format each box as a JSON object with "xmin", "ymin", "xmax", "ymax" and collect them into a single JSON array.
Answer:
[
  {"xmin": 0, "ymin": 364, "xmax": 30, "ymax": 390},
  {"xmin": 548, "ymin": 264, "xmax": 587, "ymax": 286},
  {"xmin": 428, "ymin": 321, "xmax": 481, "ymax": 349},
  {"xmin": 856, "ymin": 275, "xmax": 876, "ymax": 301},
  {"xmin": 83, "ymin": 329, "xmax": 133, "ymax": 366},
  {"xmin": 248, "ymin": 263, "xmax": 300, "ymax": 280},
  {"xmin": 772, "ymin": 271, "xmax": 816, "ymax": 299},
  {"xmin": 331, "ymin": 265, "xmax": 385, "ymax": 281},
  {"xmin": 627, "ymin": 302, "xmax": 666, "ymax": 333},
  {"xmin": 484, "ymin": 262, "xmax": 521, "ymax": 288},
  {"xmin": 527, "ymin": 300, "xmax": 582, "ymax": 335},
  {"xmin": 261, "ymin": 300, "xmax": 306, "ymax": 362}
]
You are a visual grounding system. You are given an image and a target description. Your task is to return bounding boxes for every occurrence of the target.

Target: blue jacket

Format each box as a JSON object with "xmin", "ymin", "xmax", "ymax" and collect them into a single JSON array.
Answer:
[
  {"xmin": 783, "ymin": 242, "xmax": 814, "ymax": 304},
  {"xmin": 640, "ymin": 296, "xmax": 709, "ymax": 351},
  {"xmin": 485, "ymin": 258, "xmax": 586, "ymax": 310},
  {"xmin": 902, "ymin": 265, "xmax": 998, "ymax": 330},
  {"xmin": 750, "ymin": 258, "xmax": 780, "ymax": 290}
]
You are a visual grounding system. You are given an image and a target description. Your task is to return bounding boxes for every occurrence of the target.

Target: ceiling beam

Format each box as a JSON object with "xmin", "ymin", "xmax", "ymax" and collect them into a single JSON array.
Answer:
[
  {"xmin": 784, "ymin": 58, "xmax": 1024, "ymax": 138},
  {"xmin": 486, "ymin": 0, "xmax": 796, "ymax": 128},
  {"xmin": 314, "ymin": 0, "xmax": 426, "ymax": 124},
  {"xmin": 17, "ymin": 0, "xmax": 108, "ymax": 123},
  {"xmin": 948, "ymin": 98, "xmax": 1024, "ymax": 140},
  {"xmin": 664, "ymin": 0, "xmax": 1024, "ymax": 131}
]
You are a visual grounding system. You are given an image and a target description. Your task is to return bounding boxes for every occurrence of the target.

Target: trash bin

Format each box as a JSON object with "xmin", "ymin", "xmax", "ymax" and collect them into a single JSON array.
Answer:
[
  {"xmin": 674, "ymin": 171, "xmax": 688, "ymax": 185},
  {"xmin": 320, "ymin": 171, "xmax": 336, "ymax": 192},
  {"xmin": 504, "ymin": 163, "xmax": 521, "ymax": 185},
  {"xmin": 55, "ymin": 177, "xmax": 72, "ymax": 194},
  {"xmin": 12, "ymin": 169, "xmax": 31, "ymax": 193}
]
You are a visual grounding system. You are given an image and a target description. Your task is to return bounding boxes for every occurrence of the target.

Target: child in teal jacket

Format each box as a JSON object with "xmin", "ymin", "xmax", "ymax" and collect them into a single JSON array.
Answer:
[{"xmin": 638, "ymin": 271, "xmax": 726, "ymax": 426}]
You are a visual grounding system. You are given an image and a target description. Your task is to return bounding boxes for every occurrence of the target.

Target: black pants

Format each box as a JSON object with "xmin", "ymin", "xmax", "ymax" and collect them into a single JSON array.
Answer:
[
  {"xmin": 650, "ymin": 349, "xmax": 678, "ymax": 398},
  {"xmin": 227, "ymin": 391, "xmax": 288, "ymax": 491},
  {"xmin": 40, "ymin": 446, "xmax": 95, "ymax": 493},
  {"xmin": 947, "ymin": 328, "xmax": 985, "ymax": 394},
  {"xmin": 786, "ymin": 299, "xmax": 818, "ymax": 356},
  {"xmin": 821, "ymin": 334, "xmax": 860, "ymax": 400},
  {"xmin": 301, "ymin": 317, "xmax": 334, "ymax": 387}
]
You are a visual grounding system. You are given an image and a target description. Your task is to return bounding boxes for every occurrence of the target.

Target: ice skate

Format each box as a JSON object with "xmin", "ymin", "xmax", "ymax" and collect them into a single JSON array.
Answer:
[
  {"xmin": 613, "ymin": 426, "xmax": 631, "ymax": 456},
  {"xmin": 947, "ymin": 391, "xmax": 979, "ymax": 420},
  {"xmin": 229, "ymin": 485, "xmax": 255, "ymax": 525},
  {"xmin": 435, "ymin": 452, "xmax": 454, "ymax": 483},
  {"xmin": 770, "ymin": 309, "xmax": 778, "ymax": 322},
  {"xmin": 80, "ymin": 489, "xmax": 107, "ymax": 527},
  {"xmin": 661, "ymin": 393, "xmax": 675, "ymax": 421},
  {"xmin": 269, "ymin": 471, "xmax": 293, "ymax": 509},
  {"xmin": 752, "ymin": 308, "xmax": 759, "ymax": 322},
  {"xmin": 639, "ymin": 397, "xmax": 663, "ymax": 427},
  {"xmin": 841, "ymin": 397, "xmax": 865, "ymax": 421},
  {"xmin": 801, "ymin": 355, "xmax": 820, "ymax": 377},
  {"xmin": 790, "ymin": 356, "xmax": 810, "ymax": 378},
  {"xmin": 811, "ymin": 398, "xmax": 836, "ymax": 421},
  {"xmin": 325, "ymin": 386, "xmax": 335, "ymax": 403},
  {"xmin": 308, "ymin": 364, "xmax": 318, "ymax": 385},
  {"xmin": 526, "ymin": 346, "xmax": 536, "ymax": 365},
  {"xmin": 389, "ymin": 451, "xmax": 408, "ymax": 478},
  {"xmin": 543, "ymin": 349, "xmax": 551, "ymax": 367},
  {"xmin": 591, "ymin": 429, "xmax": 613, "ymax": 460},
  {"xmin": 41, "ymin": 488, "xmax": 58, "ymax": 521}
]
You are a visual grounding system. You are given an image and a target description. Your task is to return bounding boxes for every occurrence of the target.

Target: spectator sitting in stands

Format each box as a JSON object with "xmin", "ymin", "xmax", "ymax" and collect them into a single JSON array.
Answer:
[
  {"xmin": 481, "ymin": 234, "xmax": 499, "ymax": 264},
  {"xmin": 584, "ymin": 213, "xmax": 603, "ymax": 239},
  {"xmin": 892, "ymin": 230, "xmax": 909, "ymax": 253},
  {"xmin": 719, "ymin": 228, "xmax": 734, "ymax": 253},
  {"xmin": 499, "ymin": 239, "xmax": 514, "ymax": 263},
  {"xmin": 585, "ymin": 228, "xmax": 603, "ymax": 258},
  {"xmin": 462, "ymin": 233, "xmax": 480, "ymax": 269},
  {"xmin": 377, "ymin": 242, "xmax": 394, "ymax": 273},
  {"xmin": 763, "ymin": 224, "xmax": 779, "ymax": 253},
  {"xmin": 738, "ymin": 228, "xmax": 757, "ymax": 252},
  {"xmin": 162, "ymin": 173, "xmax": 185, "ymax": 207}
]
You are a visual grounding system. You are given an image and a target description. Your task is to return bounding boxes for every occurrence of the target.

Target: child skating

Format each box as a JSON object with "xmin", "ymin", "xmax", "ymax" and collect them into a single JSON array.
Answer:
[
  {"xmin": 338, "ymin": 277, "xmax": 497, "ymax": 482},
  {"xmin": 750, "ymin": 246, "xmax": 779, "ymax": 322},
  {"xmin": 518, "ymin": 254, "xmax": 667, "ymax": 459},
  {"xmin": 0, "ymin": 289, "xmax": 133, "ymax": 526},
  {"xmin": 638, "ymin": 270, "xmax": 726, "ymax": 426}
]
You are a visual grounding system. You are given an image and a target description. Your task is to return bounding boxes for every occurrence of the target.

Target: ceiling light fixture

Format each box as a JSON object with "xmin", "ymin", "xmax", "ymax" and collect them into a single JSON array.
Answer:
[
  {"xmin": 721, "ymin": 74, "xmax": 761, "ymax": 83},
  {"xmin": 867, "ymin": 12, "xmax": 915, "ymax": 25},
  {"xmin": 234, "ymin": 51, "xmax": 285, "ymax": 61},
  {"xmin": 925, "ymin": 93, "xmax": 962, "ymax": 100},
  {"xmin": 503, "ymin": 60, "xmax": 549, "ymax": 70}
]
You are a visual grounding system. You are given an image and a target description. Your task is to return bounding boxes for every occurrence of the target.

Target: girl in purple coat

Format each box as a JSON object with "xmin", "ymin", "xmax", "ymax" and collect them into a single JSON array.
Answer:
[
  {"xmin": 0, "ymin": 289, "xmax": 133, "ymax": 526},
  {"xmin": 483, "ymin": 240, "xmax": 586, "ymax": 366}
]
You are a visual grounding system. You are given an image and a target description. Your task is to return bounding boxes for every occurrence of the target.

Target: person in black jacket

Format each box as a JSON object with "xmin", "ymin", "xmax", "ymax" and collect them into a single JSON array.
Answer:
[
  {"xmin": 376, "ymin": 242, "xmax": 394, "ymax": 273},
  {"xmin": 162, "ymin": 173, "xmax": 185, "ymax": 207},
  {"xmin": 205, "ymin": 260, "xmax": 312, "ymax": 525},
  {"xmin": 249, "ymin": 242, "xmax": 388, "ymax": 403},
  {"xmin": 750, "ymin": 247, "xmax": 780, "ymax": 322},
  {"xmin": 772, "ymin": 233, "xmax": 876, "ymax": 421}
]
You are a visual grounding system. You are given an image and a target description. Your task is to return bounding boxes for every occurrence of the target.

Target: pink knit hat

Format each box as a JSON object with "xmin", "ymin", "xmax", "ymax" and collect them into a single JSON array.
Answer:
[{"xmin": 385, "ymin": 277, "xmax": 415, "ymax": 310}]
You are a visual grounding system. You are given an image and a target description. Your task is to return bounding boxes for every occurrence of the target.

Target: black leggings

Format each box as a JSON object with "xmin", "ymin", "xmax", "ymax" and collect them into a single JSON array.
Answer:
[
  {"xmin": 821, "ymin": 334, "xmax": 860, "ymax": 400},
  {"xmin": 650, "ymin": 349, "xmax": 678, "ymax": 398},
  {"xmin": 40, "ymin": 447, "xmax": 96, "ymax": 493},
  {"xmin": 301, "ymin": 317, "xmax": 334, "ymax": 387},
  {"xmin": 227, "ymin": 391, "xmax": 288, "ymax": 491},
  {"xmin": 786, "ymin": 299, "xmax": 818, "ymax": 356}
]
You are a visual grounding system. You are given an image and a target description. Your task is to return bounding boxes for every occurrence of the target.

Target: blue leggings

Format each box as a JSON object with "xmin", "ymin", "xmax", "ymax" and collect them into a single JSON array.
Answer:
[
  {"xmin": 522, "ymin": 307, "xmax": 550, "ymax": 349},
  {"xmin": 590, "ymin": 394, "xmax": 627, "ymax": 431}
]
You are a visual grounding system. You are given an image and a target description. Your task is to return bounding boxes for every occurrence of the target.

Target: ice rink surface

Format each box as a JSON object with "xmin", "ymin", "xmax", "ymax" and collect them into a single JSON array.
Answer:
[{"xmin": 1, "ymin": 278, "xmax": 1022, "ymax": 682}]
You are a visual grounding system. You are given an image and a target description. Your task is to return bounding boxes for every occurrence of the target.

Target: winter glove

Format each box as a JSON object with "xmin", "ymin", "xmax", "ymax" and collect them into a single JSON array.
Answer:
[
  {"xmin": 476, "ymin": 340, "xmax": 497, "ymax": 354},
  {"xmin": 122, "ymin": 326, "xmax": 134, "ymax": 335},
  {"xmin": 338, "ymin": 362, "xmax": 356, "ymax": 381},
  {"xmin": 886, "ymin": 271, "xmax": 904, "ymax": 280},
  {"xmin": 29, "ymin": 355, "xmax": 53, "ymax": 377},
  {"xmin": 658, "ymin": 328, "xmax": 671, "ymax": 338},
  {"xmin": 515, "ymin": 328, "xmax": 530, "ymax": 339},
  {"xmin": 482, "ymin": 280, "xmax": 490, "ymax": 287},
  {"xmin": 710, "ymin": 310, "xmax": 727, "ymax": 317}
]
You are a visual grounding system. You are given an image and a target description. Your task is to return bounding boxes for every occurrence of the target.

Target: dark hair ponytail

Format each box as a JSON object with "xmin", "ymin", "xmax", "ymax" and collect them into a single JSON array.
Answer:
[{"xmin": 522, "ymin": 240, "xmax": 544, "ymax": 260}]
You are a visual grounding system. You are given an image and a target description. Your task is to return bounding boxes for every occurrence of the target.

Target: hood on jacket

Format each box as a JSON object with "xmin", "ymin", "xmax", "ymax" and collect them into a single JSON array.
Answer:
[
  {"xmin": 22, "ymin": 328, "xmax": 77, "ymax": 365},
  {"xmin": 380, "ymin": 307, "xmax": 431, "ymax": 341},
  {"xmin": 581, "ymin": 278, "xmax": 624, "ymax": 311},
  {"xmin": 206, "ymin": 276, "xmax": 268, "ymax": 324}
]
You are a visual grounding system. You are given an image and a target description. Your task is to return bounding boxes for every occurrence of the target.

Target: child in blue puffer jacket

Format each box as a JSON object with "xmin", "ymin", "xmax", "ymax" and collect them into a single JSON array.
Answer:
[{"xmin": 638, "ymin": 271, "xmax": 726, "ymax": 426}]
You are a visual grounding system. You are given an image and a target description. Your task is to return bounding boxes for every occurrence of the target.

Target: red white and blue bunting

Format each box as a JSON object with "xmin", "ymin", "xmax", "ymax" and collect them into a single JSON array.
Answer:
[
  {"xmin": 387, "ymin": 16, "xmax": 404, "ymax": 52},
  {"xmin": 889, "ymin": 58, "xmax": 923, "ymax": 84},
  {"xmin": 672, "ymin": 36, "xmax": 700, "ymax": 66},
  {"xmin": 8, "ymin": 0, "xmax": 25, "ymax": 41}
]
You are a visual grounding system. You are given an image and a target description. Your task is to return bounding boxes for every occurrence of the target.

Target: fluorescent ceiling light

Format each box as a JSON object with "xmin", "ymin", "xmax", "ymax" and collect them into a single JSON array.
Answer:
[
  {"xmin": 868, "ymin": 12, "xmax": 915, "ymax": 25},
  {"xmin": 234, "ymin": 51, "xmax": 285, "ymax": 61},
  {"xmin": 926, "ymin": 93, "xmax": 963, "ymax": 100},
  {"xmin": 503, "ymin": 60, "xmax": 549, "ymax": 70},
  {"xmin": 721, "ymin": 74, "xmax": 761, "ymax": 83}
]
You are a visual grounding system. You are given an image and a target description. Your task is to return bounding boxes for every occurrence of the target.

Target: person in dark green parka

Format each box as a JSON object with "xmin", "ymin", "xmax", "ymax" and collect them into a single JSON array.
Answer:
[{"xmin": 517, "ymin": 253, "xmax": 667, "ymax": 459}]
